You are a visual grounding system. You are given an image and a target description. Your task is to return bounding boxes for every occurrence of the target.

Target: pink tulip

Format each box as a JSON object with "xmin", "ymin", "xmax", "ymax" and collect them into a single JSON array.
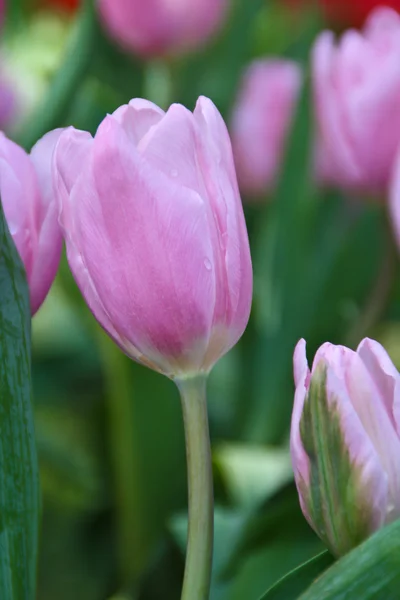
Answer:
[
  {"xmin": 0, "ymin": 131, "xmax": 63, "ymax": 314},
  {"xmin": 291, "ymin": 338, "xmax": 400, "ymax": 556},
  {"xmin": 97, "ymin": 0, "xmax": 228, "ymax": 57},
  {"xmin": 231, "ymin": 59, "xmax": 302, "ymax": 198},
  {"xmin": 314, "ymin": 7, "xmax": 400, "ymax": 195},
  {"xmin": 54, "ymin": 96, "xmax": 252, "ymax": 378}
]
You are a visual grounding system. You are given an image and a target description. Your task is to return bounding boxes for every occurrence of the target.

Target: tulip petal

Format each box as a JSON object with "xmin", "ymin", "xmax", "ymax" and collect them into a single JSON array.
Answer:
[
  {"xmin": 313, "ymin": 31, "xmax": 363, "ymax": 189},
  {"xmin": 357, "ymin": 337, "xmax": 400, "ymax": 438},
  {"xmin": 0, "ymin": 134, "xmax": 38, "ymax": 280},
  {"xmin": 54, "ymin": 127, "xmax": 93, "ymax": 199},
  {"xmin": 112, "ymin": 98, "xmax": 165, "ymax": 146},
  {"xmin": 29, "ymin": 129, "xmax": 64, "ymax": 313},
  {"xmin": 57, "ymin": 143, "xmax": 147, "ymax": 364},
  {"xmin": 75, "ymin": 115, "xmax": 216, "ymax": 375},
  {"xmin": 194, "ymin": 96, "xmax": 252, "ymax": 347},
  {"xmin": 137, "ymin": 102, "xmax": 206, "ymax": 196},
  {"xmin": 291, "ymin": 339, "xmax": 312, "ymax": 519}
]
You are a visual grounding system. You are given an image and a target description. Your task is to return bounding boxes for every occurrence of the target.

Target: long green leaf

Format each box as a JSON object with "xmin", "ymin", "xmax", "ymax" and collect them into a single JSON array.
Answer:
[
  {"xmin": 258, "ymin": 551, "xmax": 334, "ymax": 600},
  {"xmin": 0, "ymin": 200, "xmax": 39, "ymax": 599},
  {"xmin": 16, "ymin": 0, "xmax": 97, "ymax": 150},
  {"xmin": 300, "ymin": 519, "xmax": 400, "ymax": 599}
]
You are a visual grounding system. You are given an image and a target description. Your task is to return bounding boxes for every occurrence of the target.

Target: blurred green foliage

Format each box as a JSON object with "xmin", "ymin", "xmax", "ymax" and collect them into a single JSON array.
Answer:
[{"xmin": 3, "ymin": 0, "xmax": 400, "ymax": 598}]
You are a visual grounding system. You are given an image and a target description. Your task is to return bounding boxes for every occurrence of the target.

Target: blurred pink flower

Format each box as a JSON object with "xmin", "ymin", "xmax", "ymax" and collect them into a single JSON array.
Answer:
[
  {"xmin": 0, "ymin": 79, "xmax": 15, "ymax": 130},
  {"xmin": 314, "ymin": 7, "xmax": 400, "ymax": 195},
  {"xmin": 97, "ymin": 0, "xmax": 228, "ymax": 57},
  {"xmin": 0, "ymin": 130, "xmax": 63, "ymax": 314},
  {"xmin": 53, "ymin": 97, "xmax": 252, "ymax": 378},
  {"xmin": 292, "ymin": 338, "xmax": 400, "ymax": 556},
  {"xmin": 231, "ymin": 59, "xmax": 302, "ymax": 199}
]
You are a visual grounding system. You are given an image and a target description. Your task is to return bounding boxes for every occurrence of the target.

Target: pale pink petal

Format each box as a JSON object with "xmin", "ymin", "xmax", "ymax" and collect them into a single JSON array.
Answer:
[
  {"xmin": 193, "ymin": 96, "xmax": 252, "ymax": 349},
  {"xmin": 112, "ymin": 98, "xmax": 165, "ymax": 146},
  {"xmin": 54, "ymin": 127, "xmax": 93, "ymax": 235},
  {"xmin": 137, "ymin": 103, "xmax": 205, "ymax": 195},
  {"xmin": 291, "ymin": 339, "xmax": 311, "ymax": 501},
  {"xmin": 29, "ymin": 129, "xmax": 64, "ymax": 313},
  {"xmin": 313, "ymin": 31, "xmax": 363, "ymax": 189},
  {"xmin": 357, "ymin": 338, "xmax": 400, "ymax": 438},
  {"xmin": 0, "ymin": 134, "xmax": 38, "ymax": 280}
]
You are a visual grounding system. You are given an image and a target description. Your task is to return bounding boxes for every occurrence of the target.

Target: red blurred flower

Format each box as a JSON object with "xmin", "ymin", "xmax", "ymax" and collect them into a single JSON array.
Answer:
[
  {"xmin": 37, "ymin": 0, "xmax": 80, "ymax": 11},
  {"xmin": 287, "ymin": 0, "xmax": 400, "ymax": 27}
]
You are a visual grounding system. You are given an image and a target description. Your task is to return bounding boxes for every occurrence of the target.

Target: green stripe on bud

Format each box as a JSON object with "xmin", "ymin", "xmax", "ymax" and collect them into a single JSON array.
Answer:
[{"xmin": 299, "ymin": 362, "xmax": 374, "ymax": 556}]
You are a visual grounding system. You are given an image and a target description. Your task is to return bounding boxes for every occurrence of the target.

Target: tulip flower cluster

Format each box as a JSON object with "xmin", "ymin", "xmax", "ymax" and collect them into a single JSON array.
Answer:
[{"xmin": 231, "ymin": 7, "xmax": 400, "ymax": 203}]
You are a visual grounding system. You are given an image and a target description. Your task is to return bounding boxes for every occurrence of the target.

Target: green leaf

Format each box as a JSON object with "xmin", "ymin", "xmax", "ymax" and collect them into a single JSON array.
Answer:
[
  {"xmin": 300, "ymin": 519, "xmax": 400, "ymax": 599},
  {"xmin": 220, "ymin": 483, "xmax": 324, "ymax": 580},
  {"xmin": 0, "ymin": 200, "xmax": 39, "ymax": 599},
  {"xmin": 258, "ymin": 551, "xmax": 334, "ymax": 600},
  {"xmin": 16, "ymin": 0, "xmax": 97, "ymax": 150},
  {"xmin": 213, "ymin": 443, "xmax": 292, "ymax": 509}
]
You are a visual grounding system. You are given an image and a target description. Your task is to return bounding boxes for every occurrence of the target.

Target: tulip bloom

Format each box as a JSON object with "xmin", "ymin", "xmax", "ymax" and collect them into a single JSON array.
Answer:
[
  {"xmin": 54, "ymin": 96, "xmax": 252, "ymax": 378},
  {"xmin": 97, "ymin": 0, "xmax": 228, "ymax": 57},
  {"xmin": 0, "ymin": 131, "xmax": 63, "ymax": 315},
  {"xmin": 291, "ymin": 338, "xmax": 400, "ymax": 557},
  {"xmin": 314, "ymin": 7, "xmax": 400, "ymax": 195},
  {"xmin": 231, "ymin": 59, "xmax": 302, "ymax": 198}
]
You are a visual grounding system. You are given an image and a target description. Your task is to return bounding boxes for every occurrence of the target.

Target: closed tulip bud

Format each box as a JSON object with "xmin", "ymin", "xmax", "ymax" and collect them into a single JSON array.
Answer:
[
  {"xmin": 291, "ymin": 338, "xmax": 400, "ymax": 557},
  {"xmin": 97, "ymin": 0, "xmax": 228, "ymax": 58},
  {"xmin": 54, "ymin": 96, "xmax": 252, "ymax": 378},
  {"xmin": 231, "ymin": 59, "xmax": 302, "ymax": 198},
  {"xmin": 314, "ymin": 7, "xmax": 400, "ymax": 195},
  {"xmin": 0, "ymin": 131, "xmax": 63, "ymax": 314}
]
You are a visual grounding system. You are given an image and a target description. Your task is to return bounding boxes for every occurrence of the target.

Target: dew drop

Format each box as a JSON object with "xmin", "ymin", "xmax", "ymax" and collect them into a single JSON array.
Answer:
[
  {"xmin": 170, "ymin": 168, "xmax": 178, "ymax": 178},
  {"xmin": 204, "ymin": 258, "xmax": 212, "ymax": 271}
]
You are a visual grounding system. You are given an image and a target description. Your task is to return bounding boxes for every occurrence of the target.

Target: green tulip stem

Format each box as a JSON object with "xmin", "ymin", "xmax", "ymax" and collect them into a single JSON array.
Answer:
[{"xmin": 177, "ymin": 375, "xmax": 214, "ymax": 600}]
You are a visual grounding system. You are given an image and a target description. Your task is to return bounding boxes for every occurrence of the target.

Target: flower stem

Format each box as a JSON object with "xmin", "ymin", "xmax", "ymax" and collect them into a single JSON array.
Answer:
[
  {"xmin": 346, "ymin": 210, "xmax": 398, "ymax": 347},
  {"xmin": 177, "ymin": 375, "xmax": 214, "ymax": 600}
]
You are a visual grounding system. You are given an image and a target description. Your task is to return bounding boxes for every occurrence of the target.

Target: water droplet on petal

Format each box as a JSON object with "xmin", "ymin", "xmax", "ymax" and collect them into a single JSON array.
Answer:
[{"xmin": 204, "ymin": 258, "xmax": 212, "ymax": 271}]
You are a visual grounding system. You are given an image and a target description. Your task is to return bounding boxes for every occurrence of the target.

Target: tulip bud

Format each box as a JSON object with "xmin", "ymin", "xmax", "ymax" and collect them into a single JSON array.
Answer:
[
  {"xmin": 231, "ymin": 59, "xmax": 302, "ymax": 198},
  {"xmin": 291, "ymin": 338, "xmax": 400, "ymax": 557},
  {"xmin": 54, "ymin": 96, "xmax": 252, "ymax": 378},
  {"xmin": 0, "ymin": 131, "xmax": 63, "ymax": 314},
  {"xmin": 313, "ymin": 7, "xmax": 400, "ymax": 195},
  {"xmin": 97, "ymin": 0, "xmax": 228, "ymax": 57}
]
